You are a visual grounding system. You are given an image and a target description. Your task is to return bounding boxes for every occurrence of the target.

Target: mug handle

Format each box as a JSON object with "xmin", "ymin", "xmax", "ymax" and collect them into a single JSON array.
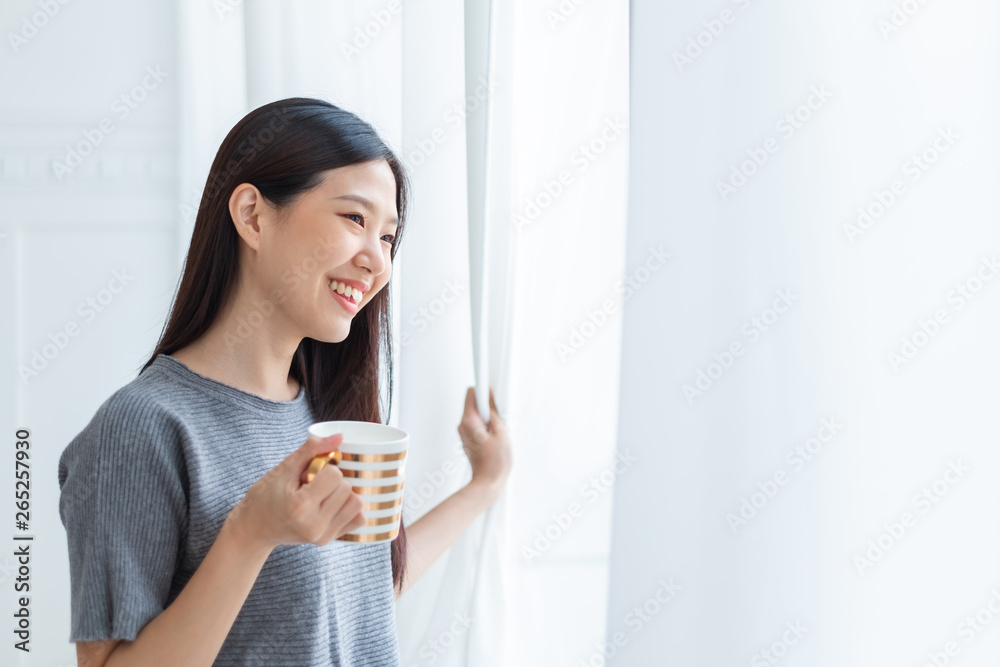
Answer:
[{"xmin": 305, "ymin": 449, "xmax": 342, "ymax": 484}]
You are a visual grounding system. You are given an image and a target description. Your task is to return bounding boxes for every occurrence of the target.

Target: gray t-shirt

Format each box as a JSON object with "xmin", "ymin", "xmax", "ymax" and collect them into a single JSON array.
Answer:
[{"xmin": 57, "ymin": 353, "xmax": 400, "ymax": 666}]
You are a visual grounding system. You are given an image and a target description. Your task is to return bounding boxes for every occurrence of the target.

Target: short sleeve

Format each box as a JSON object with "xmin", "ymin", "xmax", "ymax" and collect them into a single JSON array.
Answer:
[{"xmin": 57, "ymin": 392, "xmax": 189, "ymax": 642}]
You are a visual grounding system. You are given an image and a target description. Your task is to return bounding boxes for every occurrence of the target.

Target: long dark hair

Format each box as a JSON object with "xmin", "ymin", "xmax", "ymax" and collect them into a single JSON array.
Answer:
[{"xmin": 141, "ymin": 97, "xmax": 410, "ymax": 593}]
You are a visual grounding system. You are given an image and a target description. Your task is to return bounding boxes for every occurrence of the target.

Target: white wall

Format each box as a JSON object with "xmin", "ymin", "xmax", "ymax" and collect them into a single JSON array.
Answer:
[{"xmin": 2, "ymin": 1, "xmax": 178, "ymax": 664}]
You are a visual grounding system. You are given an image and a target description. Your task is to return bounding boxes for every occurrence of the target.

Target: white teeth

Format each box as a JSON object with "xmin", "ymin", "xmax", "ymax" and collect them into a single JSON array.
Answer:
[{"xmin": 329, "ymin": 279, "xmax": 362, "ymax": 303}]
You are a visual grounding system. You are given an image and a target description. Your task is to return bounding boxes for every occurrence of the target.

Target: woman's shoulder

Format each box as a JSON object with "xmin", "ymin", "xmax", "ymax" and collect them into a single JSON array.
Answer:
[
  {"xmin": 94, "ymin": 372, "xmax": 187, "ymax": 439},
  {"xmin": 57, "ymin": 368, "xmax": 193, "ymax": 515},
  {"xmin": 58, "ymin": 370, "xmax": 188, "ymax": 478}
]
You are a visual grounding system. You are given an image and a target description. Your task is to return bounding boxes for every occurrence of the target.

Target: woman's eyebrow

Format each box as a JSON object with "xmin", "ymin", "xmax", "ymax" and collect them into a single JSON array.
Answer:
[{"xmin": 332, "ymin": 193, "xmax": 399, "ymax": 226}]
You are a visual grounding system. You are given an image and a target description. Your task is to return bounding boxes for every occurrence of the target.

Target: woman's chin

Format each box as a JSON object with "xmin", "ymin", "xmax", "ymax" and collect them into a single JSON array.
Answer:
[{"xmin": 314, "ymin": 323, "xmax": 351, "ymax": 344}]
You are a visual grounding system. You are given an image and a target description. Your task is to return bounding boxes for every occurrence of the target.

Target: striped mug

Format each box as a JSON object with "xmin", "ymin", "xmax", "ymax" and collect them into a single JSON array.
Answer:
[{"xmin": 305, "ymin": 421, "xmax": 408, "ymax": 543}]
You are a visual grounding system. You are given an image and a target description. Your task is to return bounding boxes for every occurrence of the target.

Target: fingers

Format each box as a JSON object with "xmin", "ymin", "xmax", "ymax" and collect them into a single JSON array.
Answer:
[
  {"xmin": 317, "ymin": 489, "xmax": 365, "ymax": 543},
  {"xmin": 467, "ymin": 385, "xmax": 501, "ymax": 416},
  {"xmin": 462, "ymin": 386, "xmax": 505, "ymax": 435},
  {"xmin": 487, "ymin": 388, "xmax": 506, "ymax": 431},
  {"xmin": 300, "ymin": 455, "xmax": 344, "ymax": 496},
  {"xmin": 317, "ymin": 477, "xmax": 352, "ymax": 514}
]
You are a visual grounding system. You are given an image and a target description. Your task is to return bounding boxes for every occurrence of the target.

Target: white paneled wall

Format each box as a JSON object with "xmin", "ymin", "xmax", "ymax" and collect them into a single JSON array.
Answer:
[{"xmin": 1, "ymin": 1, "xmax": 178, "ymax": 663}]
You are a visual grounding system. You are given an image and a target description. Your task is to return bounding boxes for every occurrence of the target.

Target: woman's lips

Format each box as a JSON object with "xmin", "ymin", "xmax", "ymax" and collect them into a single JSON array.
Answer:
[{"xmin": 330, "ymin": 286, "xmax": 359, "ymax": 313}]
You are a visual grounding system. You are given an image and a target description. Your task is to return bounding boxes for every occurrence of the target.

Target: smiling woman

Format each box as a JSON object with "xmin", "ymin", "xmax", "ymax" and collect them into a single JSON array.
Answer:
[
  {"xmin": 58, "ymin": 98, "xmax": 421, "ymax": 667},
  {"xmin": 219, "ymin": 158, "xmax": 402, "ymax": 335},
  {"xmin": 58, "ymin": 96, "xmax": 511, "ymax": 667}
]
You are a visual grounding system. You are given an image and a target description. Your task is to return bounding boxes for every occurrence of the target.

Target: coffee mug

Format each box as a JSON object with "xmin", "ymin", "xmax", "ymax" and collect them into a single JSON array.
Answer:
[{"xmin": 305, "ymin": 420, "xmax": 408, "ymax": 544}]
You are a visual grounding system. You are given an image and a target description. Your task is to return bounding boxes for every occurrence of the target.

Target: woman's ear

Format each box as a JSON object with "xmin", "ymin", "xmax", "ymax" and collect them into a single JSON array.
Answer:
[{"xmin": 229, "ymin": 183, "xmax": 265, "ymax": 251}]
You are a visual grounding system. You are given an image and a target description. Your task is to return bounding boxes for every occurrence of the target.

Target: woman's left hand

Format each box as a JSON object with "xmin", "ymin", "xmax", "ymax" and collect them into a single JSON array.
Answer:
[{"xmin": 457, "ymin": 386, "xmax": 513, "ymax": 502}]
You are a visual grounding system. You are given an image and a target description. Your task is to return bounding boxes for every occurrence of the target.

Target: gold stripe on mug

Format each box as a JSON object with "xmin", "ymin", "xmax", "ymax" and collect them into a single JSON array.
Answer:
[
  {"xmin": 353, "ymin": 482, "xmax": 405, "ymax": 495},
  {"xmin": 340, "ymin": 451, "xmax": 407, "ymax": 463},
  {"xmin": 338, "ymin": 527, "xmax": 399, "ymax": 543},
  {"xmin": 362, "ymin": 498, "xmax": 403, "ymax": 511},
  {"xmin": 363, "ymin": 511, "xmax": 402, "ymax": 527},
  {"xmin": 340, "ymin": 467, "xmax": 405, "ymax": 479}
]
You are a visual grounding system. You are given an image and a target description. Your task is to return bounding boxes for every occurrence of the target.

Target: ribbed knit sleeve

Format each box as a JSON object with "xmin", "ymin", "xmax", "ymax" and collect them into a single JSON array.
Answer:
[{"xmin": 58, "ymin": 390, "xmax": 189, "ymax": 643}]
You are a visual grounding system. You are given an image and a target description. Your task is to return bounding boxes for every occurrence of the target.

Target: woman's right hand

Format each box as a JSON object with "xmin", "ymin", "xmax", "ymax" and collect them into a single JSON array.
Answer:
[{"xmin": 224, "ymin": 433, "xmax": 366, "ymax": 551}]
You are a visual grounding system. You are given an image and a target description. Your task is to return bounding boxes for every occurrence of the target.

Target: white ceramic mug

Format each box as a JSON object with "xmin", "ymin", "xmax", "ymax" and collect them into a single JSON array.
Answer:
[{"xmin": 305, "ymin": 420, "xmax": 408, "ymax": 544}]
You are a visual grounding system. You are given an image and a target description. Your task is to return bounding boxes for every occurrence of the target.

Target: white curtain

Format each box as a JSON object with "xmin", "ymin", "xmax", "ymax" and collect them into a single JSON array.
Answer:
[
  {"xmin": 392, "ymin": 1, "xmax": 517, "ymax": 665},
  {"xmin": 613, "ymin": 0, "xmax": 1000, "ymax": 664},
  {"xmin": 397, "ymin": 1, "xmax": 516, "ymax": 666}
]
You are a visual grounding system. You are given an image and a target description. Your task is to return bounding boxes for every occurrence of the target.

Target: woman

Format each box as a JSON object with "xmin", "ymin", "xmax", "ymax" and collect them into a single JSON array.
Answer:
[{"xmin": 57, "ymin": 97, "xmax": 513, "ymax": 666}]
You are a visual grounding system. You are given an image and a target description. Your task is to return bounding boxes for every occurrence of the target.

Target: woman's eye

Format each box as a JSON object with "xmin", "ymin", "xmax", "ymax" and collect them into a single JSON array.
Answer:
[{"xmin": 345, "ymin": 212, "xmax": 394, "ymax": 245}]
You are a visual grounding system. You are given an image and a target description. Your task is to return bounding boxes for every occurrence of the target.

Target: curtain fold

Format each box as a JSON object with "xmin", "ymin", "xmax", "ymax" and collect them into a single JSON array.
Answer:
[
  {"xmin": 396, "ymin": 0, "xmax": 516, "ymax": 662},
  {"xmin": 456, "ymin": 0, "xmax": 515, "ymax": 664}
]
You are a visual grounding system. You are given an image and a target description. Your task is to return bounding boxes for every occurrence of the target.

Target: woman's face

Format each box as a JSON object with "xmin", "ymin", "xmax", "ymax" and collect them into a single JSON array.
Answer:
[{"xmin": 231, "ymin": 158, "xmax": 399, "ymax": 345}]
